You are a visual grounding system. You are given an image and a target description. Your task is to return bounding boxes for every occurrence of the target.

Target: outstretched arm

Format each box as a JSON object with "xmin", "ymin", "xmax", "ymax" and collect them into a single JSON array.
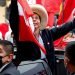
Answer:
[{"xmin": 50, "ymin": 19, "xmax": 75, "ymax": 41}]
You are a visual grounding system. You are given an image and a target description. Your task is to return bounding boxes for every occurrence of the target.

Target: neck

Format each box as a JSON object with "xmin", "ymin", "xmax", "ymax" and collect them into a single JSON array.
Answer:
[{"xmin": 34, "ymin": 29, "xmax": 40, "ymax": 41}]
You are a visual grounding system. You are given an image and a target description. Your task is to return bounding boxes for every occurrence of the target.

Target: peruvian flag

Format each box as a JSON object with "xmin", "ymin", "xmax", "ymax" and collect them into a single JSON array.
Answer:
[
  {"xmin": 18, "ymin": 0, "xmax": 46, "ymax": 54},
  {"xmin": 57, "ymin": 0, "xmax": 75, "ymax": 25},
  {"xmin": 54, "ymin": 0, "xmax": 75, "ymax": 49},
  {"xmin": 42, "ymin": 0, "xmax": 62, "ymax": 27},
  {"xmin": 0, "ymin": 23, "xmax": 9, "ymax": 39}
]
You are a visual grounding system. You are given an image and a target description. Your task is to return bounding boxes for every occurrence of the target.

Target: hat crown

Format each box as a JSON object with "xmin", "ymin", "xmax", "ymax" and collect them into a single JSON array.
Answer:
[{"xmin": 30, "ymin": 4, "xmax": 48, "ymax": 30}]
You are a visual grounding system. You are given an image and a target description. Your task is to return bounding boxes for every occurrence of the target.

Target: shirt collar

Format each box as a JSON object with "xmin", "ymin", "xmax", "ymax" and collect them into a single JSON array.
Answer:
[{"xmin": 0, "ymin": 62, "xmax": 11, "ymax": 72}]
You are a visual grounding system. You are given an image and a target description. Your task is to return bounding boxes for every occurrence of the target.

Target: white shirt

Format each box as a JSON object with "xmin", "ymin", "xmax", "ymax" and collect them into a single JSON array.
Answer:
[{"xmin": 39, "ymin": 35, "xmax": 46, "ymax": 59}]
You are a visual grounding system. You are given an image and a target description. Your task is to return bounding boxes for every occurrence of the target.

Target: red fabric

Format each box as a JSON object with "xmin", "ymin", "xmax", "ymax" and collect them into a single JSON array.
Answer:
[
  {"xmin": 18, "ymin": 0, "xmax": 46, "ymax": 54},
  {"xmin": 54, "ymin": 0, "xmax": 75, "ymax": 49},
  {"xmin": 47, "ymin": 13, "xmax": 55, "ymax": 27},
  {"xmin": 43, "ymin": 0, "xmax": 62, "ymax": 27},
  {"xmin": 44, "ymin": 0, "xmax": 62, "ymax": 13},
  {"xmin": 18, "ymin": 0, "xmax": 33, "ymax": 17},
  {"xmin": 57, "ymin": 0, "xmax": 75, "ymax": 25},
  {"xmin": 36, "ymin": 0, "xmax": 42, "ymax": 4},
  {"xmin": 54, "ymin": 37, "xmax": 67, "ymax": 50},
  {"xmin": 0, "ymin": 23, "xmax": 9, "ymax": 39}
]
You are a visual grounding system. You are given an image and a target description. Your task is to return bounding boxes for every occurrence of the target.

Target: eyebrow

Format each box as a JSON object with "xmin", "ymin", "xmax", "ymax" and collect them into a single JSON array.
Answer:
[{"xmin": 33, "ymin": 12, "xmax": 41, "ymax": 21}]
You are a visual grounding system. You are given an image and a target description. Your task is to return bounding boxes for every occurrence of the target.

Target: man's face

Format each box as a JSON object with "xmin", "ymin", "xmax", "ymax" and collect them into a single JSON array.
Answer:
[
  {"xmin": 0, "ymin": 45, "xmax": 9, "ymax": 64},
  {"xmin": 32, "ymin": 13, "xmax": 41, "ymax": 32}
]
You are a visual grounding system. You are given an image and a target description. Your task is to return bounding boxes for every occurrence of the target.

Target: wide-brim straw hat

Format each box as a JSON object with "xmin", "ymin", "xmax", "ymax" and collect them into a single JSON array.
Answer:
[{"xmin": 30, "ymin": 4, "xmax": 48, "ymax": 30}]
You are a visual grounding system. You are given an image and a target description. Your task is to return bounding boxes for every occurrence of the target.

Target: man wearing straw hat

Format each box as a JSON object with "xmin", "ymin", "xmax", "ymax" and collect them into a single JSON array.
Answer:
[{"xmin": 9, "ymin": 1, "xmax": 75, "ymax": 75}]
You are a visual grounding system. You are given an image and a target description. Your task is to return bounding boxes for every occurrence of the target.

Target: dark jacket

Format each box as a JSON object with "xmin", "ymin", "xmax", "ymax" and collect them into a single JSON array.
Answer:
[
  {"xmin": 0, "ymin": 62, "xmax": 20, "ymax": 75},
  {"xmin": 9, "ymin": 0, "xmax": 75, "ymax": 74}
]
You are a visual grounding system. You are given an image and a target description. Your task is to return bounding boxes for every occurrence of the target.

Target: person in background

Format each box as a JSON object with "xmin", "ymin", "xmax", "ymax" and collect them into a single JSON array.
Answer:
[
  {"xmin": 5, "ymin": 31, "xmax": 14, "ymax": 44},
  {"xmin": 53, "ymin": 13, "xmax": 59, "ymax": 27},
  {"xmin": 9, "ymin": 1, "xmax": 75, "ymax": 75},
  {"xmin": 64, "ymin": 41, "xmax": 75, "ymax": 75},
  {"xmin": 29, "ymin": 4, "xmax": 75, "ymax": 74},
  {"xmin": 0, "ymin": 40, "xmax": 20, "ymax": 75}
]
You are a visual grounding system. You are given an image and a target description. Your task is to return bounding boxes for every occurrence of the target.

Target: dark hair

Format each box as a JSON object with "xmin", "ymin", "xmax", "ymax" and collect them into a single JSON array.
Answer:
[
  {"xmin": 0, "ymin": 40, "xmax": 14, "ymax": 55},
  {"xmin": 65, "ymin": 41, "xmax": 75, "ymax": 65}
]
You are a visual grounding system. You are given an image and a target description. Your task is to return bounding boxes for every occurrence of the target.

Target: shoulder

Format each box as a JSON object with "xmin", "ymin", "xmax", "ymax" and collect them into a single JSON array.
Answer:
[{"xmin": 1, "ymin": 62, "xmax": 20, "ymax": 75}]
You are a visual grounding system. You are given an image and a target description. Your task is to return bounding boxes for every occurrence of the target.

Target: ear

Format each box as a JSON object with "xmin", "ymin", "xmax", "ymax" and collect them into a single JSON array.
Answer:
[{"xmin": 8, "ymin": 54, "xmax": 13, "ymax": 62}]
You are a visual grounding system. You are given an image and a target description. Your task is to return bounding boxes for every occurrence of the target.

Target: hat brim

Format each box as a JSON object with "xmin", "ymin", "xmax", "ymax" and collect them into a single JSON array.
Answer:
[{"xmin": 30, "ymin": 4, "xmax": 48, "ymax": 30}]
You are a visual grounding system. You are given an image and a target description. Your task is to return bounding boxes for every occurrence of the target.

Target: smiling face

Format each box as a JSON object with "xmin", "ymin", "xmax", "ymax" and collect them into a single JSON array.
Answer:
[{"xmin": 32, "ymin": 13, "xmax": 41, "ymax": 33}]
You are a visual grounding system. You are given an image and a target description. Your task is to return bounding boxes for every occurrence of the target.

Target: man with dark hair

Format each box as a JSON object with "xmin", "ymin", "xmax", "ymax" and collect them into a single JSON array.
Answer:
[
  {"xmin": 64, "ymin": 41, "xmax": 75, "ymax": 74},
  {"xmin": 0, "ymin": 40, "xmax": 20, "ymax": 75}
]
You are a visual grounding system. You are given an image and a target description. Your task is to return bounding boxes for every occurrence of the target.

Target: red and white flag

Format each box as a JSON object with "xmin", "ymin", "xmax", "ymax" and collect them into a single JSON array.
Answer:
[
  {"xmin": 18, "ymin": 0, "xmax": 46, "ymax": 54},
  {"xmin": 57, "ymin": 0, "xmax": 75, "ymax": 25}
]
